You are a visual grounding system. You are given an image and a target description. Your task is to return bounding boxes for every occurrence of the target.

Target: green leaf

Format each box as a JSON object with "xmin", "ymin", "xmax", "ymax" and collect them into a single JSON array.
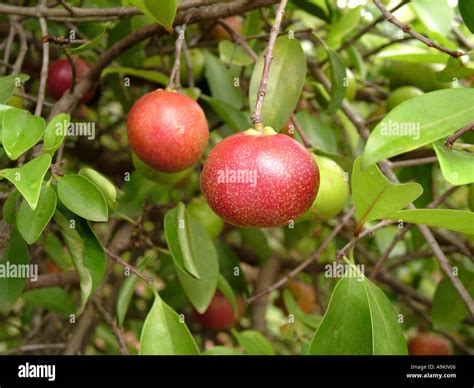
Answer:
[
  {"xmin": 376, "ymin": 46, "xmax": 449, "ymax": 64},
  {"xmin": 249, "ymin": 36, "xmax": 306, "ymax": 130},
  {"xmin": 203, "ymin": 346, "xmax": 243, "ymax": 355},
  {"xmin": 2, "ymin": 189, "xmax": 20, "ymax": 224},
  {"xmin": 326, "ymin": 6, "xmax": 361, "ymax": 48},
  {"xmin": 57, "ymin": 175, "xmax": 108, "ymax": 222},
  {"xmin": 43, "ymin": 231, "xmax": 72, "ymax": 270},
  {"xmin": 436, "ymin": 56, "xmax": 474, "ymax": 83},
  {"xmin": 116, "ymin": 250, "xmax": 157, "ymax": 326},
  {"xmin": 42, "ymin": 113, "xmax": 70, "ymax": 155},
  {"xmin": 386, "ymin": 209, "xmax": 474, "ymax": 235},
  {"xmin": 325, "ymin": 46, "xmax": 347, "ymax": 114},
  {"xmin": 433, "ymin": 142, "xmax": 474, "ymax": 185},
  {"xmin": 101, "ymin": 66, "xmax": 168, "ymax": 85},
  {"xmin": 218, "ymin": 41, "xmax": 254, "ymax": 66},
  {"xmin": 459, "ymin": 0, "xmax": 474, "ymax": 33},
  {"xmin": 164, "ymin": 204, "xmax": 219, "ymax": 313},
  {"xmin": 79, "ymin": 167, "xmax": 117, "ymax": 212},
  {"xmin": 217, "ymin": 274, "xmax": 238, "ymax": 315},
  {"xmin": 0, "ymin": 74, "xmax": 29, "ymax": 104},
  {"xmin": 308, "ymin": 273, "xmax": 407, "ymax": 355},
  {"xmin": 295, "ymin": 111, "xmax": 337, "ymax": 153},
  {"xmin": 0, "ymin": 226, "xmax": 30, "ymax": 313},
  {"xmin": 144, "ymin": 0, "xmax": 177, "ymax": 31},
  {"xmin": 411, "ymin": 0, "xmax": 454, "ymax": 35},
  {"xmin": 23, "ymin": 287, "xmax": 76, "ymax": 316},
  {"xmin": 431, "ymin": 269, "xmax": 474, "ymax": 329},
  {"xmin": 54, "ymin": 210, "xmax": 91, "ymax": 313},
  {"xmin": 239, "ymin": 227, "xmax": 270, "ymax": 263},
  {"xmin": 2, "ymin": 108, "xmax": 45, "ymax": 160},
  {"xmin": 139, "ymin": 291, "xmax": 200, "ymax": 355},
  {"xmin": 363, "ymin": 89, "xmax": 474, "ymax": 168},
  {"xmin": 0, "ymin": 154, "xmax": 52, "ymax": 210},
  {"xmin": 17, "ymin": 184, "xmax": 57, "ymax": 244},
  {"xmin": 200, "ymin": 95, "xmax": 251, "ymax": 132},
  {"xmin": 66, "ymin": 29, "xmax": 105, "ymax": 53},
  {"xmin": 232, "ymin": 329, "xmax": 275, "ymax": 355},
  {"xmin": 204, "ymin": 52, "xmax": 243, "ymax": 109},
  {"xmin": 351, "ymin": 157, "xmax": 423, "ymax": 225},
  {"xmin": 290, "ymin": 0, "xmax": 330, "ymax": 22},
  {"xmin": 283, "ymin": 290, "xmax": 321, "ymax": 331}
]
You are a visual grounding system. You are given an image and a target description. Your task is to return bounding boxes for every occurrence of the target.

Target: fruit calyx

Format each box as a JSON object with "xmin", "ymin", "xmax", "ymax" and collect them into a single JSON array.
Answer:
[{"xmin": 243, "ymin": 126, "xmax": 277, "ymax": 136}]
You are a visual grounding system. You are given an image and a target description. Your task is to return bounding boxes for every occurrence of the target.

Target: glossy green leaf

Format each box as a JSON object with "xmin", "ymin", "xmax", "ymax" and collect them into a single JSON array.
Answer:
[
  {"xmin": 352, "ymin": 157, "xmax": 423, "ymax": 225},
  {"xmin": 66, "ymin": 29, "xmax": 105, "ymax": 53},
  {"xmin": 43, "ymin": 231, "xmax": 73, "ymax": 270},
  {"xmin": 376, "ymin": 46, "xmax": 448, "ymax": 64},
  {"xmin": 204, "ymin": 52, "xmax": 243, "ymax": 109},
  {"xmin": 116, "ymin": 251, "xmax": 157, "ymax": 326},
  {"xmin": 283, "ymin": 290, "xmax": 321, "ymax": 331},
  {"xmin": 249, "ymin": 36, "xmax": 306, "ymax": 130},
  {"xmin": 101, "ymin": 66, "xmax": 168, "ymax": 85},
  {"xmin": 0, "ymin": 154, "xmax": 52, "ymax": 210},
  {"xmin": 295, "ymin": 111, "xmax": 337, "ymax": 153},
  {"xmin": 2, "ymin": 189, "xmax": 20, "ymax": 224},
  {"xmin": 23, "ymin": 287, "xmax": 76, "ymax": 316},
  {"xmin": 144, "ymin": 0, "xmax": 177, "ymax": 31},
  {"xmin": 139, "ymin": 291, "xmax": 199, "ymax": 355},
  {"xmin": 203, "ymin": 346, "xmax": 243, "ymax": 355},
  {"xmin": 57, "ymin": 175, "xmax": 108, "ymax": 222},
  {"xmin": 290, "ymin": 0, "xmax": 329, "ymax": 22},
  {"xmin": 326, "ymin": 6, "xmax": 361, "ymax": 48},
  {"xmin": 386, "ymin": 209, "xmax": 474, "ymax": 235},
  {"xmin": 218, "ymin": 41, "xmax": 254, "ymax": 66},
  {"xmin": 459, "ymin": 0, "xmax": 474, "ymax": 33},
  {"xmin": 0, "ymin": 74, "xmax": 29, "ymax": 104},
  {"xmin": 2, "ymin": 108, "xmax": 45, "ymax": 160},
  {"xmin": 217, "ymin": 274, "xmax": 237, "ymax": 315},
  {"xmin": 325, "ymin": 46, "xmax": 347, "ymax": 114},
  {"xmin": 411, "ymin": 0, "xmax": 454, "ymax": 35},
  {"xmin": 17, "ymin": 184, "xmax": 57, "ymax": 244},
  {"xmin": 363, "ymin": 89, "xmax": 474, "ymax": 168},
  {"xmin": 164, "ymin": 204, "xmax": 219, "ymax": 313},
  {"xmin": 0, "ymin": 226, "xmax": 30, "ymax": 313},
  {"xmin": 431, "ymin": 269, "xmax": 474, "ymax": 330},
  {"xmin": 232, "ymin": 329, "xmax": 275, "ymax": 355},
  {"xmin": 43, "ymin": 113, "xmax": 70, "ymax": 155},
  {"xmin": 79, "ymin": 167, "xmax": 117, "ymax": 212},
  {"xmin": 200, "ymin": 95, "xmax": 250, "ymax": 132},
  {"xmin": 54, "ymin": 210, "xmax": 91, "ymax": 313},
  {"xmin": 433, "ymin": 142, "xmax": 474, "ymax": 185},
  {"xmin": 215, "ymin": 241, "xmax": 248, "ymax": 296},
  {"xmin": 308, "ymin": 272, "xmax": 407, "ymax": 355},
  {"xmin": 436, "ymin": 56, "xmax": 474, "ymax": 83}
]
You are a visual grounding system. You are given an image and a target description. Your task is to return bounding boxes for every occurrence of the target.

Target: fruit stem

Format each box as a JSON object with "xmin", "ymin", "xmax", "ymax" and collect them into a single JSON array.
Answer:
[
  {"xmin": 250, "ymin": 0, "xmax": 289, "ymax": 127},
  {"xmin": 167, "ymin": 24, "xmax": 186, "ymax": 90},
  {"xmin": 254, "ymin": 122, "xmax": 264, "ymax": 133}
]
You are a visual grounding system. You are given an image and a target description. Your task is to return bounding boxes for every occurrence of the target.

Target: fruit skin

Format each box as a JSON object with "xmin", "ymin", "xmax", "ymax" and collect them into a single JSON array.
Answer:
[
  {"xmin": 47, "ymin": 58, "xmax": 95, "ymax": 102},
  {"xmin": 386, "ymin": 86, "xmax": 424, "ymax": 111},
  {"xmin": 127, "ymin": 89, "xmax": 209, "ymax": 173},
  {"xmin": 187, "ymin": 196, "xmax": 224, "ymax": 239},
  {"xmin": 179, "ymin": 49, "xmax": 205, "ymax": 85},
  {"xmin": 193, "ymin": 291, "xmax": 244, "ymax": 329},
  {"xmin": 209, "ymin": 16, "xmax": 242, "ymax": 40},
  {"xmin": 276, "ymin": 280, "xmax": 316, "ymax": 314},
  {"xmin": 201, "ymin": 128, "xmax": 319, "ymax": 228},
  {"xmin": 408, "ymin": 333, "xmax": 453, "ymax": 355},
  {"xmin": 132, "ymin": 152, "xmax": 191, "ymax": 186},
  {"xmin": 390, "ymin": 62, "xmax": 450, "ymax": 92},
  {"xmin": 299, "ymin": 155, "xmax": 349, "ymax": 221}
]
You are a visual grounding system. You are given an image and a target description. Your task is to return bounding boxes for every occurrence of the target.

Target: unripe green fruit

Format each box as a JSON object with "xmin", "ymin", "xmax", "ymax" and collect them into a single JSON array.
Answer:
[
  {"xmin": 469, "ymin": 184, "xmax": 474, "ymax": 212},
  {"xmin": 179, "ymin": 49, "xmax": 205, "ymax": 85},
  {"xmin": 132, "ymin": 153, "xmax": 191, "ymax": 186},
  {"xmin": 386, "ymin": 86, "xmax": 424, "ymax": 111},
  {"xmin": 299, "ymin": 155, "xmax": 349, "ymax": 221},
  {"xmin": 390, "ymin": 63, "xmax": 450, "ymax": 92},
  {"xmin": 187, "ymin": 196, "xmax": 224, "ymax": 239}
]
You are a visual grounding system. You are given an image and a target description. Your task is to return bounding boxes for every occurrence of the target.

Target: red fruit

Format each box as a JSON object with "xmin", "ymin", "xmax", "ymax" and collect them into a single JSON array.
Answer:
[
  {"xmin": 209, "ymin": 16, "xmax": 242, "ymax": 40},
  {"xmin": 201, "ymin": 128, "xmax": 319, "ymax": 228},
  {"xmin": 408, "ymin": 333, "xmax": 453, "ymax": 355},
  {"xmin": 47, "ymin": 58, "xmax": 95, "ymax": 102},
  {"xmin": 193, "ymin": 291, "xmax": 244, "ymax": 330},
  {"xmin": 127, "ymin": 90, "xmax": 209, "ymax": 173}
]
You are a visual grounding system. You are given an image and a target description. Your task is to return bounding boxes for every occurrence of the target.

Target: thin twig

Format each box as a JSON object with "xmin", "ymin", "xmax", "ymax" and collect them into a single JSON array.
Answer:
[
  {"xmin": 105, "ymin": 249, "xmax": 152, "ymax": 284},
  {"xmin": 64, "ymin": 51, "xmax": 77, "ymax": 94},
  {"xmin": 1, "ymin": 343, "xmax": 67, "ymax": 355},
  {"xmin": 250, "ymin": 0, "xmax": 289, "ymax": 130},
  {"xmin": 389, "ymin": 156, "xmax": 438, "ymax": 168},
  {"xmin": 217, "ymin": 18, "xmax": 258, "ymax": 61},
  {"xmin": 290, "ymin": 114, "xmax": 312, "ymax": 148},
  {"xmin": 167, "ymin": 25, "xmax": 186, "ymax": 90},
  {"xmin": 445, "ymin": 122, "xmax": 474, "ymax": 148},
  {"xmin": 35, "ymin": 0, "xmax": 49, "ymax": 116}
]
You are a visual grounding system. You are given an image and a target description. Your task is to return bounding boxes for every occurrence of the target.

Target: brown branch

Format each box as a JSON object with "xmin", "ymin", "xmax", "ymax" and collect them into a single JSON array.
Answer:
[
  {"xmin": 445, "ymin": 122, "xmax": 474, "ymax": 148},
  {"xmin": 26, "ymin": 271, "xmax": 79, "ymax": 290},
  {"xmin": 217, "ymin": 19, "xmax": 258, "ymax": 62},
  {"xmin": 373, "ymin": 0, "xmax": 464, "ymax": 59},
  {"xmin": 35, "ymin": 0, "xmax": 49, "ymax": 117},
  {"xmin": 388, "ymin": 156, "xmax": 438, "ymax": 168},
  {"xmin": 1, "ymin": 343, "xmax": 67, "ymax": 355},
  {"xmin": 290, "ymin": 114, "xmax": 312, "ymax": 148},
  {"xmin": 250, "ymin": 0, "xmax": 289, "ymax": 129},
  {"xmin": 167, "ymin": 25, "xmax": 186, "ymax": 90},
  {"xmin": 105, "ymin": 249, "xmax": 152, "ymax": 284},
  {"xmin": 11, "ymin": 20, "xmax": 28, "ymax": 74}
]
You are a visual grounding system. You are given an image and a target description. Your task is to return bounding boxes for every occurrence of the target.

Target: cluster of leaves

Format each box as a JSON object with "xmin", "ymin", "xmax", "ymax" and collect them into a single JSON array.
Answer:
[{"xmin": 0, "ymin": 0, "xmax": 473, "ymax": 356}]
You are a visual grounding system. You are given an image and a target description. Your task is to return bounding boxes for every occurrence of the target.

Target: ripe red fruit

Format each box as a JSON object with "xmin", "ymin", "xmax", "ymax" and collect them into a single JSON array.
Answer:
[
  {"xmin": 408, "ymin": 333, "xmax": 453, "ymax": 355},
  {"xmin": 47, "ymin": 58, "xmax": 95, "ymax": 102},
  {"xmin": 127, "ymin": 90, "xmax": 209, "ymax": 173},
  {"xmin": 193, "ymin": 291, "xmax": 244, "ymax": 330},
  {"xmin": 209, "ymin": 16, "xmax": 242, "ymax": 40},
  {"xmin": 201, "ymin": 128, "xmax": 319, "ymax": 228}
]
